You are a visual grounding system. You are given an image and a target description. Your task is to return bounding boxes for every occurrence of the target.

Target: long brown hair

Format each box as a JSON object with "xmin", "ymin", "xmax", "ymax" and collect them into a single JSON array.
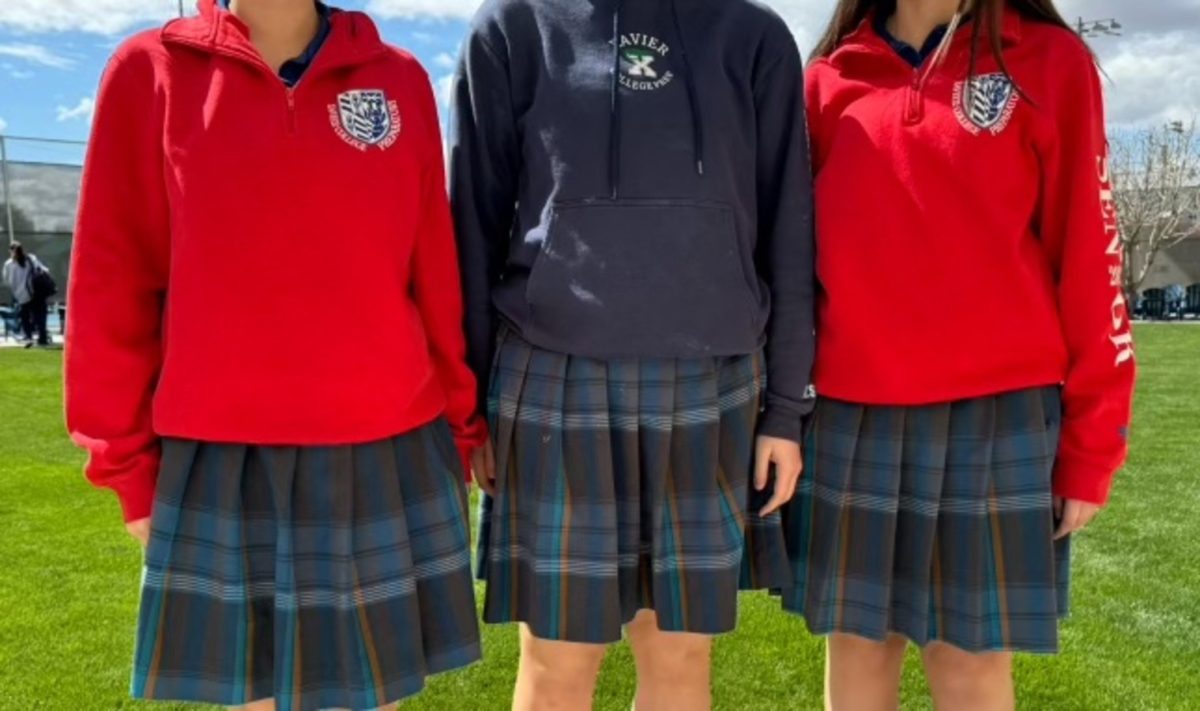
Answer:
[{"xmin": 811, "ymin": 0, "xmax": 1081, "ymax": 84}]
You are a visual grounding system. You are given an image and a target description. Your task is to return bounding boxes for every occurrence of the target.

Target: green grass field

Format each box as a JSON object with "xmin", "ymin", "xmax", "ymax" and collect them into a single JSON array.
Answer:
[{"xmin": 1, "ymin": 324, "xmax": 1197, "ymax": 710}]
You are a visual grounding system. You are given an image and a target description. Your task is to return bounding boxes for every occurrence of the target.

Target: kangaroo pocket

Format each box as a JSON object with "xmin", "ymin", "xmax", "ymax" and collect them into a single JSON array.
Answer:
[{"xmin": 525, "ymin": 199, "xmax": 763, "ymax": 357}]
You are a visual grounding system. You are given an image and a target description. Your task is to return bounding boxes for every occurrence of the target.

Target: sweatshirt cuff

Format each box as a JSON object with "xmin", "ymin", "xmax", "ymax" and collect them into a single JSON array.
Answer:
[
  {"xmin": 457, "ymin": 446, "xmax": 473, "ymax": 484},
  {"xmin": 757, "ymin": 408, "xmax": 802, "ymax": 444},
  {"xmin": 107, "ymin": 467, "xmax": 157, "ymax": 523},
  {"xmin": 454, "ymin": 420, "xmax": 490, "ymax": 483},
  {"xmin": 1051, "ymin": 455, "xmax": 1116, "ymax": 506}
]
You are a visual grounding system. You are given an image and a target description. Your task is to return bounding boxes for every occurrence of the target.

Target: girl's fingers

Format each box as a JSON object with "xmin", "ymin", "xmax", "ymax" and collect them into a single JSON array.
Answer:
[
  {"xmin": 484, "ymin": 441, "xmax": 497, "ymax": 482},
  {"xmin": 1054, "ymin": 500, "xmax": 1101, "ymax": 539},
  {"xmin": 760, "ymin": 460, "xmax": 801, "ymax": 517},
  {"xmin": 1054, "ymin": 502, "xmax": 1078, "ymax": 540},
  {"xmin": 125, "ymin": 518, "xmax": 151, "ymax": 548},
  {"xmin": 1075, "ymin": 504, "xmax": 1099, "ymax": 532},
  {"xmin": 471, "ymin": 445, "xmax": 498, "ymax": 497},
  {"xmin": 754, "ymin": 442, "xmax": 772, "ymax": 492}
]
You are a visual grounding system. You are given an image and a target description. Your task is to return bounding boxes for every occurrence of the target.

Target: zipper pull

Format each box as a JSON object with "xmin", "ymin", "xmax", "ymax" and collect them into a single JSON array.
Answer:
[
  {"xmin": 286, "ymin": 88, "xmax": 297, "ymax": 134},
  {"xmin": 905, "ymin": 69, "xmax": 925, "ymax": 124}
]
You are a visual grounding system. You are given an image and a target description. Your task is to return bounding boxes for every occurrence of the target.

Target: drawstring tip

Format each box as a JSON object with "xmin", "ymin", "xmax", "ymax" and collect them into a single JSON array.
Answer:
[{"xmin": 696, "ymin": 160, "xmax": 705, "ymax": 176}]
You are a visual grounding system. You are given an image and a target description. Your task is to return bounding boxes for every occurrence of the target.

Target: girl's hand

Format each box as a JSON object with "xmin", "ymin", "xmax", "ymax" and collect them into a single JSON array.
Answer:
[
  {"xmin": 126, "ymin": 518, "xmax": 151, "ymax": 548},
  {"xmin": 755, "ymin": 436, "xmax": 804, "ymax": 517},
  {"xmin": 1054, "ymin": 497, "xmax": 1102, "ymax": 539},
  {"xmin": 472, "ymin": 440, "xmax": 497, "ymax": 496}
]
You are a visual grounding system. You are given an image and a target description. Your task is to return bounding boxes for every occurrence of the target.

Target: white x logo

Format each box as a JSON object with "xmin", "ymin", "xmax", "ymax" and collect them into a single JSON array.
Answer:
[{"xmin": 626, "ymin": 53, "xmax": 658, "ymax": 79}]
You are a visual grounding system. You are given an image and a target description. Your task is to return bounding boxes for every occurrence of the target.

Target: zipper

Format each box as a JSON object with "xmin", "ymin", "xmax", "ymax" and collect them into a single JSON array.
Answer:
[
  {"xmin": 286, "ymin": 87, "xmax": 298, "ymax": 134},
  {"xmin": 904, "ymin": 68, "xmax": 924, "ymax": 124}
]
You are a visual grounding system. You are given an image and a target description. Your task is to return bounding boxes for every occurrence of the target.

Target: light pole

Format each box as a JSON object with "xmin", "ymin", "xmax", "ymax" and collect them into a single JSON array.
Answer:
[
  {"xmin": 1, "ymin": 135, "xmax": 13, "ymax": 247},
  {"xmin": 1076, "ymin": 17, "xmax": 1122, "ymax": 38},
  {"xmin": 178, "ymin": 0, "xmax": 185, "ymax": 18}
]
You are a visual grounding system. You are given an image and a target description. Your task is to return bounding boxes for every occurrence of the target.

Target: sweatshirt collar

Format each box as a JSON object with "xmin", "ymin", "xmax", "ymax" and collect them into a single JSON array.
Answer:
[{"xmin": 164, "ymin": 0, "xmax": 387, "ymax": 74}]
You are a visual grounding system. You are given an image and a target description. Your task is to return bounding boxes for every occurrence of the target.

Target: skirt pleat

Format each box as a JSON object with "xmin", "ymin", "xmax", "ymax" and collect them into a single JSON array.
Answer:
[
  {"xmin": 132, "ymin": 420, "xmax": 481, "ymax": 711},
  {"xmin": 477, "ymin": 330, "xmax": 791, "ymax": 644},
  {"xmin": 781, "ymin": 387, "xmax": 1070, "ymax": 653}
]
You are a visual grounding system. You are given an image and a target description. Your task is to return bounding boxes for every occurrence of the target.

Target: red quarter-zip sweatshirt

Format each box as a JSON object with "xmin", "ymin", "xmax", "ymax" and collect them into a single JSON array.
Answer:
[
  {"xmin": 65, "ymin": 0, "xmax": 486, "ymax": 522},
  {"xmin": 807, "ymin": 9, "xmax": 1135, "ymax": 504}
]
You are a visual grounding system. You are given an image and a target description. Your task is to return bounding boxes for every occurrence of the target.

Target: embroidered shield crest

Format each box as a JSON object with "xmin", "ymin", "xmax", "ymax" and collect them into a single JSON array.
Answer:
[
  {"xmin": 329, "ymin": 89, "xmax": 402, "ymax": 150},
  {"xmin": 953, "ymin": 73, "xmax": 1018, "ymax": 136}
]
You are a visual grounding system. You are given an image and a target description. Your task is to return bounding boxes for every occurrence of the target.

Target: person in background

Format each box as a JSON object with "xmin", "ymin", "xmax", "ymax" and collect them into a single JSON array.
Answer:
[
  {"xmin": 782, "ymin": 0, "xmax": 1137, "ymax": 709},
  {"xmin": 451, "ymin": 0, "xmax": 816, "ymax": 708},
  {"xmin": 65, "ymin": 0, "xmax": 486, "ymax": 709},
  {"xmin": 3, "ymin": 241, "xmax": 51, "ymax": 348}
]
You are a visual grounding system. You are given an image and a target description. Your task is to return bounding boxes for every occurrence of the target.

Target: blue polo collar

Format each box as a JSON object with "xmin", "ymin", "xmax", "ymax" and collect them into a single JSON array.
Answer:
[
  {"xmin": 216, "ymin": 1, "xmax": 332, "ymax": 87},
  {"xmin": 874, "ymin": 13, "xmax": 953, "ymax": 68}
]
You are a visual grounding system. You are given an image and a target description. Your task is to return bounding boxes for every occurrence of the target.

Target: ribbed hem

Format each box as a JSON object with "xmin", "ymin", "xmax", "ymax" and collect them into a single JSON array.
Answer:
[
  {"xmin": 454, "ymin": 420, "xmax": 489, "ymax": 483},
  {"xmin": 108, "ymin": 468, "xmax": 157, "ymax": 523},
  {"xmin": 757, "ymin": 407, "xmax": 802, "ymax": 443}
]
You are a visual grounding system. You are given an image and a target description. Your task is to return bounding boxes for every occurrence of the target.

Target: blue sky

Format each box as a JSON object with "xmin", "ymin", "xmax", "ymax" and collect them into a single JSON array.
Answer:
[
  {"xmin": 2, "ymin": 0, "xmax": 1199, "ymax": 164},
  {"xmin": 0, "ymin": 1, "xmax": 472, "ymax": 163}
]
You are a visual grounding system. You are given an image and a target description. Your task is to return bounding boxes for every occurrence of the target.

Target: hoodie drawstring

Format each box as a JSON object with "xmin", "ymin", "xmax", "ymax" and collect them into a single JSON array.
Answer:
[
  {"xmin": 608, "ymin": 0, "xmax": 704, "ymax": 199},
  {"xmin": 609, "ymin": 0, "xmax": 623, "ymax": 198},
  {"xmin": 670, "ymin": 0, "xmax": 704, "ymax": 176}
]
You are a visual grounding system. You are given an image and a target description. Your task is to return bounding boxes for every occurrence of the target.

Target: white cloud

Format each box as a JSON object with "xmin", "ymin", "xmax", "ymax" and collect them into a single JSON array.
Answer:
[
  {"xmin": 435, "ymin": 73, "xmax": 455, "ymax": 109},
  {"xmin": 1099, "ymin": 32, "xmax": 1200, "ymax": 126},
  {"xmin": 56, "ymin": 96, "xmax": 94, "ymax": 123},
  {"xmin": 0, "ymin": 0, "xmax": 174, "ymax": 35},
  {"xmin": 0, "ymin": 43, "xmax": 73, "ymax": 69},
  {"xmin": 433, "ymin": 51, "xmax": 456, "ymax": 69},
  {"xmin": 1, "ymin": 61, "xmax": 35, "ymax": 79},
  {"xmin": 366, "ymin": 0, "xmax": 481, "ymax": 21},
  {"xmin": 0, "ymin": 117, "xmax": 8, "ymax": 134}
]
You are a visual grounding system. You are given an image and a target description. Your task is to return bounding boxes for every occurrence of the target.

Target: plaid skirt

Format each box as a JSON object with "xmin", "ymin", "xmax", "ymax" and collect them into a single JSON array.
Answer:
[
  {"xmin": 476, "ymin": 330, "xmax": 791, "ymax": 644},
  {"xmin": 780, "ymin": 387, "xmax": 1071, "ymax": 653},
  {"xmin": 133, "ymin": 419, "xmax": 481, "ymax": 710}
]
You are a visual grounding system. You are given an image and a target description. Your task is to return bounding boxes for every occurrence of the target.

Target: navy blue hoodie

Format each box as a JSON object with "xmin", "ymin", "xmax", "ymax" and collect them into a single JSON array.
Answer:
[{"xmin": 450, "ymin": 0, "xmax": 816, "ymax": 441}]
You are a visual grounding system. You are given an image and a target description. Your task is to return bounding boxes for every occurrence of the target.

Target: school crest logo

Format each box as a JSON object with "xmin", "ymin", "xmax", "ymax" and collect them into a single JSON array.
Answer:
[
  {"xmin": 328, "ymin": 89, "xmax": 402, "ymax": 151},
  {"xmin": 953, "ymin": 73, "xmax": 1018, "ymax": 136},
  {"xmin": 619, "ymin": 33, "xmax": 674, "ymax": 91}
]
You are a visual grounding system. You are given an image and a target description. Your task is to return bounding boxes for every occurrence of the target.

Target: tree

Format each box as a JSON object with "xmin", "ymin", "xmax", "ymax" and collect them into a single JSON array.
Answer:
[{"xmin": 1108, "ymin": 119, "xmax": 1200, "ymax": 306}]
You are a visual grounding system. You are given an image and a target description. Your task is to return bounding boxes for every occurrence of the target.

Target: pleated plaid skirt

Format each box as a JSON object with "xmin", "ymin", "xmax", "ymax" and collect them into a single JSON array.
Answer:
[
  {"xmin": 476, "ymin": 330, "xmax": 791, "ymax": 644},
  {"xmin": 132, "ymin": 419, "xmax": 481, "ymax": 711},
  {"xmin": 780, "ymin": 386, "xmax": 1070, "ymax": 653}
]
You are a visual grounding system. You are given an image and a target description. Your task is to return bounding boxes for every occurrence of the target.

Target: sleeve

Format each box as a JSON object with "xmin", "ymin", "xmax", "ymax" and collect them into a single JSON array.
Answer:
[
  {"xmin": 802, "ymin": 61, "xmax": 830, "ymax": 172},
  {"xmin": 752, "ymin": 26, "xmax": 818, "ymax": 443},
  {"xmin": 64, "ymin": 48, "xmax": 171, "ymax": 523},
  {"xmin": 448, "ymin": 26, "xmax": 521, "ymax": 416},
  {"xmin": 407, "ymin": 62, "xmax": 489, "ymax": 477},
  {"xmin": 1038, "ymin": 45, "xmax": 1136, "ymax": 505}
]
